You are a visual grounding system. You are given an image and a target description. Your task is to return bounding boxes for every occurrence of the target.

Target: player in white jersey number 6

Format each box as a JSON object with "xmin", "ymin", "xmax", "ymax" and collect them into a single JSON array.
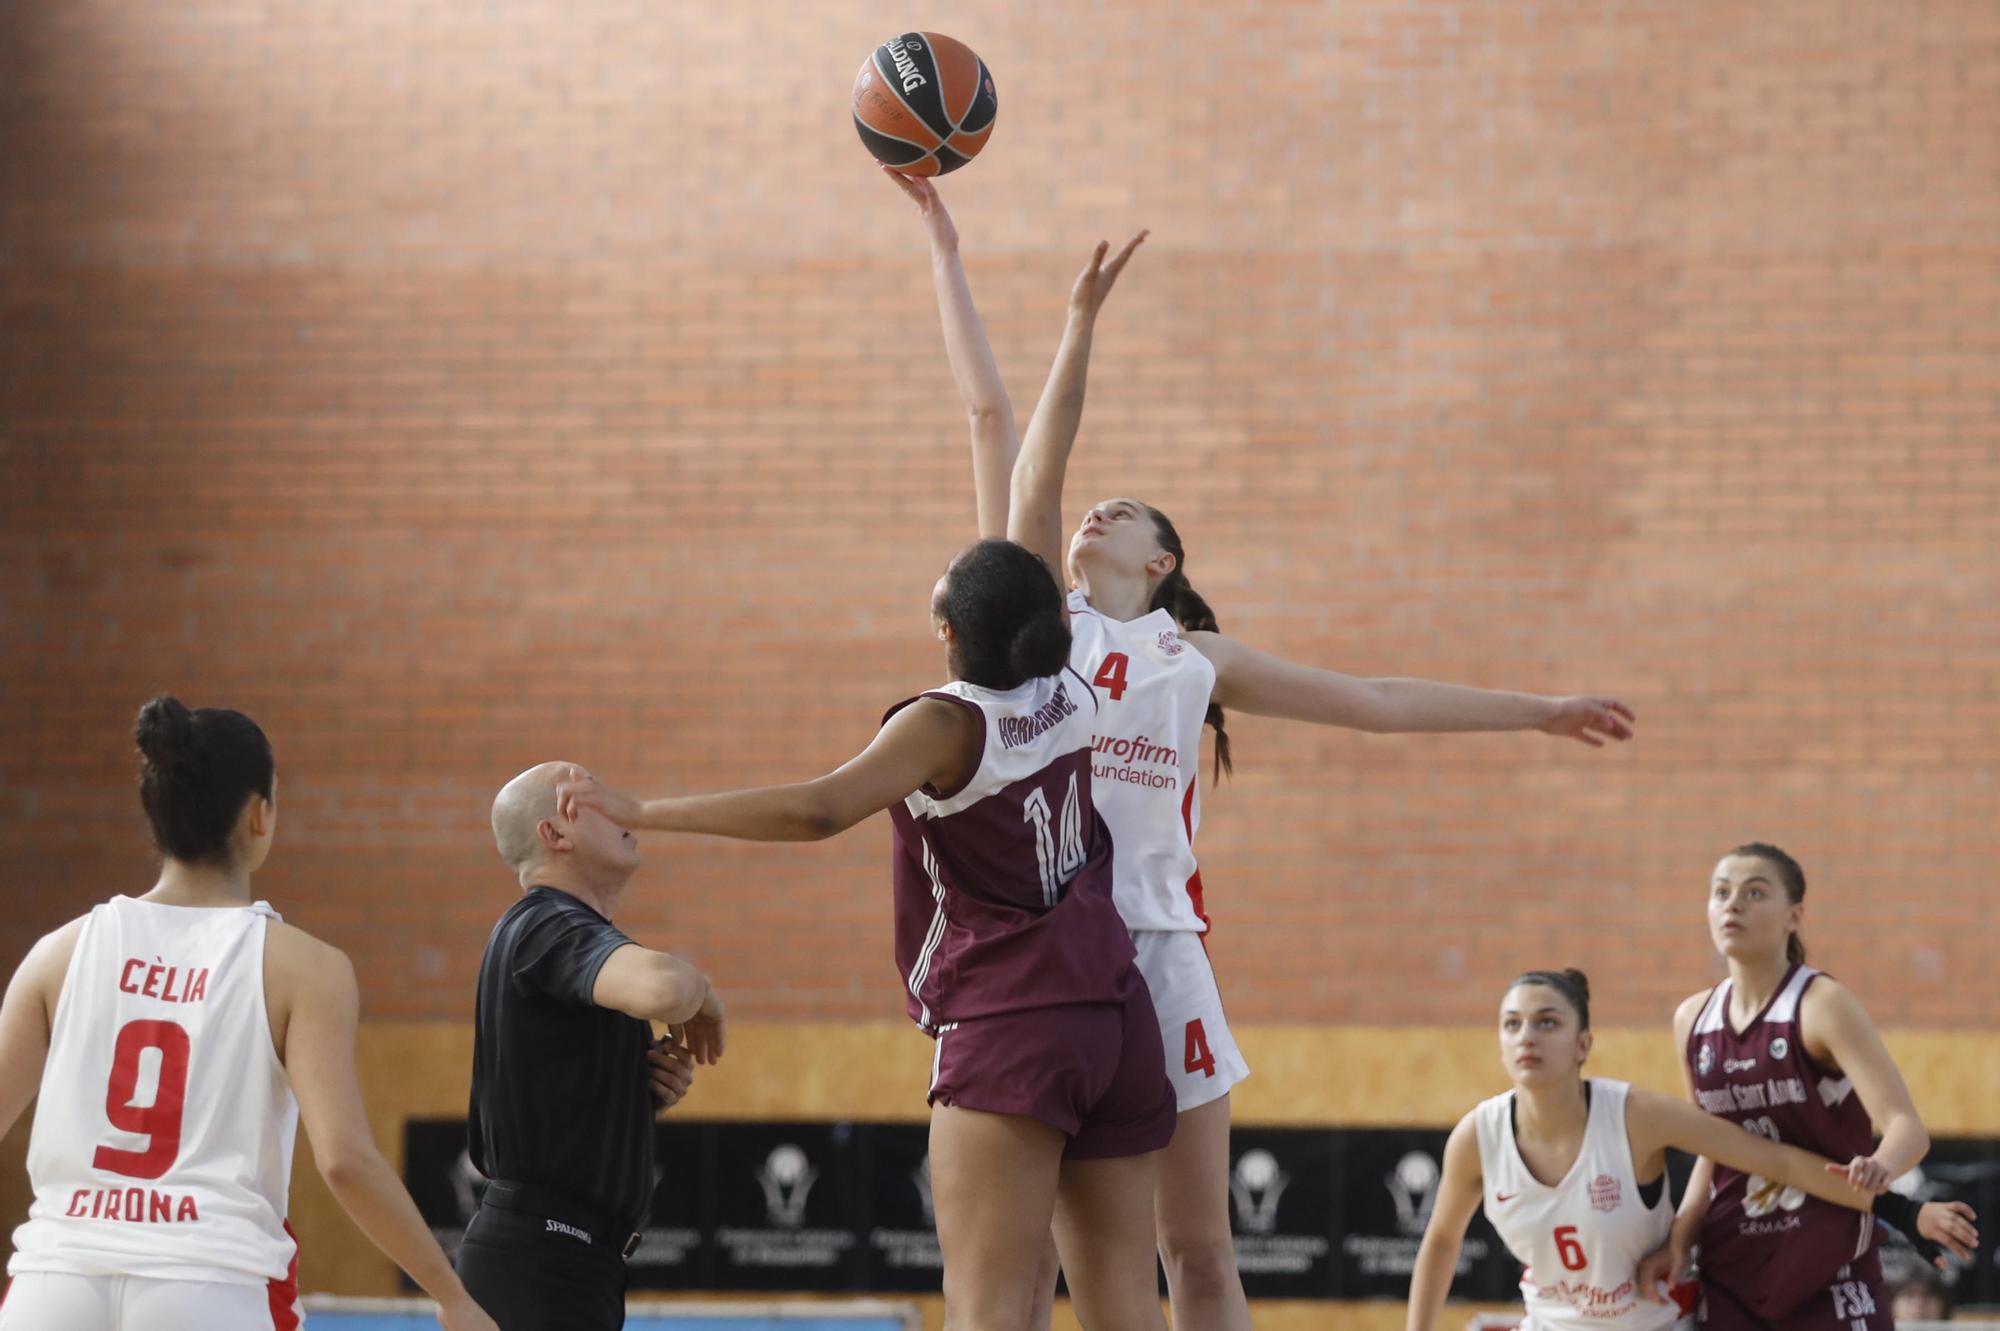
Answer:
[
  {"xmin": 1404, "ymin": 970, "xmax": 1974, "ymax": 1331},
  {"xmin": 0, "ymin": 698, "xmax": 497, "ymax": 1331},
  {"xmin": 890, "ymin": 168, "xmax": 1637, "ymax": 1331}
]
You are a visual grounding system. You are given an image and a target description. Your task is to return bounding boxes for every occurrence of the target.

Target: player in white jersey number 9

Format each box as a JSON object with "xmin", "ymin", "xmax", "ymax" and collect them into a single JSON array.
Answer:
[
  {"xmin": 0, "ymin": 697, "xmax": 496, "ymax": 1331},
  {"xmin": 1404, "ymin": 970, "xmax": 1975, "ymax": 1331},
  {"xmin": 890, "ymin": 168, "xmax": 1638, "ymax": 1331}
]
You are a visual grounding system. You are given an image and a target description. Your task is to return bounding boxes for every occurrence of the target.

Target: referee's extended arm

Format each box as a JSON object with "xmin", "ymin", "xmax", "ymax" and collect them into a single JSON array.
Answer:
[{"xmin": 591, "ymin": 944, "xmax": 726, "ymax": 1063}]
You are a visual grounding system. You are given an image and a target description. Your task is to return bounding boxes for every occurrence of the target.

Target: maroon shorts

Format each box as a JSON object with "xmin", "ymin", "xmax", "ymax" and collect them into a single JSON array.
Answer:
[
  {"xmin": 928, "ymin": 981, "xmax": 1177, "ymax": 1160},
  {"xmin": 1700, "ymin": 1247, "xmax": 1890, "ymax": 1331}
]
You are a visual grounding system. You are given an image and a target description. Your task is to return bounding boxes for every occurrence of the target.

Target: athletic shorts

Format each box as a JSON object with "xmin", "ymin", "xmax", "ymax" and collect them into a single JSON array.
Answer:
[
  {"xmin": 1131, "ymin": 928, "xmax": 1250, "ymax": 1112},
  {"xmin": 0, "ymin": 1271, "xmax": 301, "ymax": 1331},
  {"xmin": 1699, "ymin": 1249, "xmax": 1891, "ymax": 1331},
  {"xmin": 928, "ymin": 980, "xmax": 1176, "ymax": 1159}
]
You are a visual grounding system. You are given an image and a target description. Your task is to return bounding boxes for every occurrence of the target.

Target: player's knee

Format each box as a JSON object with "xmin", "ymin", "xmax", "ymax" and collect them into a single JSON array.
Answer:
[
  {"xmin": 1158, "ymin": 1228, "xmax": 1240, "ymax": 1302},
  {"xmin": 942, "ymin": 1273, "xmax": 1041, "ymax": 1331}
]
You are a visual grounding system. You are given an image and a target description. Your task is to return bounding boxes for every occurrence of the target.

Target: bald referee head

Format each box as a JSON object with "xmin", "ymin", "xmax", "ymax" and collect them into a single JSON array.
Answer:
[{"xmin": 491, "ymin": 761, "xmax": 640, "ymax": 898}]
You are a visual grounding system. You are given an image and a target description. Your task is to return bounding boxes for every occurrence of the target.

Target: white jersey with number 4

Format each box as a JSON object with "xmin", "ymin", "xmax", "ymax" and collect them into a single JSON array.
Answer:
[
  {"xmin": 8, "ymin": 896, "xmax": 300, "ymax": 1287},
  {"xmin": 1065, "ymin": 589, "xmax": 1217, "ymax": 934},
  {"xmin": 1474, "ymin": 1078, "xmax": 1684, "ymax": 1331}
]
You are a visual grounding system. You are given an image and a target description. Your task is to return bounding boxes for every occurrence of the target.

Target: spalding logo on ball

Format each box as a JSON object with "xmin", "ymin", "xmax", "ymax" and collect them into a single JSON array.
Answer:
[{"xmin": 852, "ymin": 32, "xmax": 996, "ymax": 176}]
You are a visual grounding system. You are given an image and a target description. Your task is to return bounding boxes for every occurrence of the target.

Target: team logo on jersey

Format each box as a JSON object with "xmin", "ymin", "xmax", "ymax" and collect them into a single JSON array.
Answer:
[
  {"xmin": 1229, "ymin": 1149, "xmax": 1290, "ymax": 1234},
  {"xmin": 1386, "ymin": 1151, "xmax": 1442, "ymax": 1236},
  {"xmin": 1769, "ymin": 1036, "xmax": 1789, "ymax": 1060},
  {"xmin": 1696, "ymin": 1043, "xmax": 1714, "ymax": 1076},
  {"xmin": 756, "ymin": 1143, "xmax": 820, "ymax": 1229},
  {"xmin": 1742, "ymin": 1173, "xmax": 1808, "ymax": 1218},
  {"xmin": 1589, "ymin": 1173, "xmax": 1621, "ymax": 1213},
  {"xmin": 1156, "ymin": 630, "xmax": 1186, "ymax": 657},
  {"xmin": 1724, "ymin": 1057, "xmax": 1759, "ymax": 1074}
]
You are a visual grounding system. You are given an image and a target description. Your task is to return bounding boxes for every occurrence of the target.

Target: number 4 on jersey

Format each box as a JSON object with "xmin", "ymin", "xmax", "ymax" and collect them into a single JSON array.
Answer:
[
  {"xmin": 1184, "ymin": 1018, "xmax": 1217, "ymax": 1078},
  {"xmin": 1093, "ymin": 653, "xmax": 1130, "ymax": 702}
]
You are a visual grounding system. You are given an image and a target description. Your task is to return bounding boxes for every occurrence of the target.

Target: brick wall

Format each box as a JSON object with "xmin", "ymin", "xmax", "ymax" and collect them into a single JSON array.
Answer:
[{"xmin": 4, "ymin": 0, "xmax": 1996, "ymax": 1029}]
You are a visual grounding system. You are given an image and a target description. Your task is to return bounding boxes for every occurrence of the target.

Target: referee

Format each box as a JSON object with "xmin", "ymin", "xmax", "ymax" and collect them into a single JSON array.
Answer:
[{"xmin": 458, "ymin": 762, "xmax": 726, "ymax": 1331}]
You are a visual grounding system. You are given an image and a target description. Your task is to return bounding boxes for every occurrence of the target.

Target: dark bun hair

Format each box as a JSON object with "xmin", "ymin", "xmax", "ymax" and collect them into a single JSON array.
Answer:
[
  {"xmin": 135, "ymin": 695, "xmax": 199, "ymax": 772},
  {"xmin": 135, "ymin": 695, "xmax": 276, "ymax": 866},
  {"xmin": 937, "ymin": 539, "xmax": 1071, "ymax": 690},
  {"xmin": 1008, "ymin": 613, "xmax": 1071, "ymax": 681},
  {"xmin": 1510, "ymin": 968, "xmax": 1592, "ymax": 1030}
]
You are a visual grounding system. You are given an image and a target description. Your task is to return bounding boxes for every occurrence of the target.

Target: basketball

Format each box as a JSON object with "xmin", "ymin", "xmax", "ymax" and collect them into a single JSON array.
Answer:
[{"xmin": 852, "ymin": 32, "xmax": 997, "ymax": 177}]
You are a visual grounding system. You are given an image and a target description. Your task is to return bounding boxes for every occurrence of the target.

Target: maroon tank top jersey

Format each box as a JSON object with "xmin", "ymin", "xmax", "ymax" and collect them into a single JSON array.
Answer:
[
  {"xmin": 887, "ymin": 667, "xmax": 1139, "ymax": 1033},
  {"xmin": 1686, "ymin": 964, "xmax": 1875, "ymax": 1318}
]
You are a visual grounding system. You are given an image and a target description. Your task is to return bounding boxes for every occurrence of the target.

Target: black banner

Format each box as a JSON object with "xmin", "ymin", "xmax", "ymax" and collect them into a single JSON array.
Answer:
[{"xmin": 403, "ymin": 1121, "xmax": 1998, "ymax": 1306}]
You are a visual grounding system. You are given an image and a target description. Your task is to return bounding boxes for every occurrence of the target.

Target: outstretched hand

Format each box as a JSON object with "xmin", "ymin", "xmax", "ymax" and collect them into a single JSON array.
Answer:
[
  {"xmin": 1069, "ymin": 230, "xmax": 1148, "ymax": 319},
  {"xmin": 1538, "ymin": 696, "xmax": 1637, "ymax": 747},
  {"xmin": 555, "ymin": 766, "xmax": 642, "ymax": 829},
  {"xmin": 883, "ymin": 165, "xmax": 958, "ymax": 251},
  {"xmin": 1916, "ymin": 1199, "xmax": 1980, "ymax": 1266}
]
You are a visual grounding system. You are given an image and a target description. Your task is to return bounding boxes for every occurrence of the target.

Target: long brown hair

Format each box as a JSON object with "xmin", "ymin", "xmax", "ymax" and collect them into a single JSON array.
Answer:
[{"xmin": 1143, "ymin": 506, "xmax": 1231, "ymax": 781}]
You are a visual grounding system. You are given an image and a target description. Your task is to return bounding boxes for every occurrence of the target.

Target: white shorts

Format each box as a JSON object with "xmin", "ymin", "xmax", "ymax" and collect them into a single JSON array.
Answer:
[
  {"xmin": 0, "ymin": 1271, "xmax": 300, "ymax": 1330},
  {"xmin": 1131, "ymin": 929, "xmax": 1249, "ymax": 1112}
]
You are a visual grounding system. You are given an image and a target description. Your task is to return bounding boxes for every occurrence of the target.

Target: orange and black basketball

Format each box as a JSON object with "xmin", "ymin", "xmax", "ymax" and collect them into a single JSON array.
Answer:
[{"xmin": 851, "ymin": 32, "xmax": 997, "ymax": 177}]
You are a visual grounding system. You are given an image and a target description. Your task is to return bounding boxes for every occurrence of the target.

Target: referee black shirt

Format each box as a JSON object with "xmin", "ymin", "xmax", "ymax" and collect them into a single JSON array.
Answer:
[{"xmin": 468, "ymin": 885, "xmax": 655, "ymax": 1230}]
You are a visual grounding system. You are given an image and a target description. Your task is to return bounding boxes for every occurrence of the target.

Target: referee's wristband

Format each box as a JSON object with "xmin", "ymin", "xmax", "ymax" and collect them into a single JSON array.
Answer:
[{"xmin": 1873, "ymin": 1191, "xmax": 1943, "ymax": 1263}]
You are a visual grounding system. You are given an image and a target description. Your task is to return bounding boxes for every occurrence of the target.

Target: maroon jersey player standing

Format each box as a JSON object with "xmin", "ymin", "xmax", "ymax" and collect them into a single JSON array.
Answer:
[
  {"xmin": 1645, "ymin": 844, "xmax": 1977, "ymax": 1331},
  {"xmin": 558, "ymin": 537, "xmax": 1175, "ymax": 1331}
]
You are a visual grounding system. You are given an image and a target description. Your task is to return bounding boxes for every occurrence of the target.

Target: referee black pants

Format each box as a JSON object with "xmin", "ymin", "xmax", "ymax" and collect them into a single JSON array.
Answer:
[{"xmin": 456, "ymin": 1199, "xmax": 628, "ymax": 1331}]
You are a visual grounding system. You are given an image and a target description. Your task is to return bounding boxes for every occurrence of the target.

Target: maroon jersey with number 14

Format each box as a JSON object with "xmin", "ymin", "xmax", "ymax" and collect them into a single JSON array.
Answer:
[
  {"xmin": 1686, "ymin": 964, "xmax": 1875, "ymax": 1320},
  {"xmin": 887, "ymin": 668, "xmax": 1141, "ymax": 1034}
]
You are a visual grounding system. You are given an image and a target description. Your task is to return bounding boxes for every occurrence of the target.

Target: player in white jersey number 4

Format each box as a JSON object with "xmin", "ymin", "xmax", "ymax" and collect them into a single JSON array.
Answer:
[
  {"xmin": 1405, "ymin": 970, "xmax": 1975, "ymax": 1331},
  {"xmin": 0, "ymin": 698, "xmax": 496, "ymax": 1331},
  {"xmin": 890, "ymin": 169, "xmax": 1637, "ymax": 1331}
]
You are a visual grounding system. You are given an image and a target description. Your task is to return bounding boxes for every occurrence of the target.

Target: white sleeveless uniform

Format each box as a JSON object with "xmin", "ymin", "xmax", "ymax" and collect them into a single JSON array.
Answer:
[
  {"xmin": 1066, "ymin": 589, "xmax": 1248, "ymax": 1110},
  {"xmin": 3, "ymin": 896, "xmax": 303, "ymax": 1331},
  {"xmin": 1473, "ymin": 1078, "xmax": 1689, "ymax": 1331}
]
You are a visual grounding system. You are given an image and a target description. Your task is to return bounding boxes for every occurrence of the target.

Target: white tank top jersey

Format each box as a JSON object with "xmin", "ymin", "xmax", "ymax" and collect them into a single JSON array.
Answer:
[
  {"xmin": 1065, "ymin": 589, "xmax": 1219, "ymax": 933},
  {"xmin": 1473, "ymin": 1078, "xmax": 1681, "ymax": 1331},
  {"xmin": 8, "ymin": 896, "xmax": 300, "ymax": 1285}
]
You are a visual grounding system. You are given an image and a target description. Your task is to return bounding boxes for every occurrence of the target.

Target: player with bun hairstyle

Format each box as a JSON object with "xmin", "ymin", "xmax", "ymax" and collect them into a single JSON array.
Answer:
[
  {"xmin": 889, "ymin": 170, "xmax": 1638, "ymax": 1331},
  {"xmin": 1638, "ymin": 844, "xmax": 1978, "ymax": 1331},
  {"xmin": 1406, "ymin": 969, "xmax": 1975, "ymax": 1331},
  {"xmin": 0, "ymin": 698, "xmax": 497, "ymax": 1331},
  {"xmin": 558, "ymin": 538, "xmax": 1176, "ymax": 1331}
]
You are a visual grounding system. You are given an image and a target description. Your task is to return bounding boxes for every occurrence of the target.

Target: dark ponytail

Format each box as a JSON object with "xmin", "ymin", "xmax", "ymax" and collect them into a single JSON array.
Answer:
[
  {"xmin": 938, "ymin": 540, "xmax": 1072, "ymax": 690},
  {"xmin": 136, "ymin": 695, "xmax": 275, "ymax": 866},
  {"xmin": 1511, "ymin": 968, "xmax": 1592, "ymax": 1030},
  {"xmin": 1730, "ymin": 841, "xmax": 1807, "ymax": 964},
  {"xmin": 1143, "ymin": 506, "xmax": 1231, "ymax": 781}
]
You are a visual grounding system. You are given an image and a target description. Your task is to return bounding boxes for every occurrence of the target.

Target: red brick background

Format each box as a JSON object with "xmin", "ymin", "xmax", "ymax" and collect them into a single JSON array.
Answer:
[{"xmin": 4, "ymin": 0, "xmax": 1996, "ymax": 1029}]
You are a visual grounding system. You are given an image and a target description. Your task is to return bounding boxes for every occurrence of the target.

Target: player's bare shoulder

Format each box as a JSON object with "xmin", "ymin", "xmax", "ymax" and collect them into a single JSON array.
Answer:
[
  {"xmin": 261, "ymin": 921, "xmax": 359, "ymax": 1060},
  {"xmin": 1671, "ymin": 986, "xmax": 1713, "ymax": 1042},
  {"xmin": 12, "ymin": 915, "xmax": 91, "ymax": 1019}
]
